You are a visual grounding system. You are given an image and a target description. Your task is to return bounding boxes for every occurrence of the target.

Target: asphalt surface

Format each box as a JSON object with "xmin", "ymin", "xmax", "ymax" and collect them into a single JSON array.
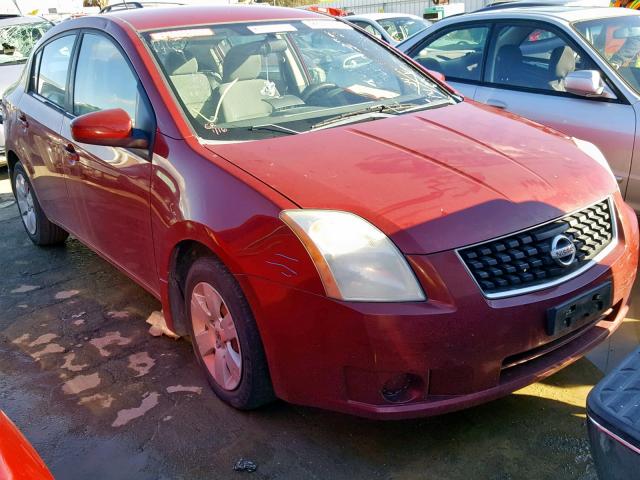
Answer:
[{"xmin": 0, "ymin": 165, "xmax": 638, "ymax": 480}]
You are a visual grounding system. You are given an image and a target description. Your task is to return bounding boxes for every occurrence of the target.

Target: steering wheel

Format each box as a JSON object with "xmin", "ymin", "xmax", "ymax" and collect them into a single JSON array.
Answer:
[
  {"xmin": 342, "ymin": 53, "xmax": 371, "ymax": 70},
  {"xmin": 302, "ymin": 82, "xmax": 339, "ymax": 102}
]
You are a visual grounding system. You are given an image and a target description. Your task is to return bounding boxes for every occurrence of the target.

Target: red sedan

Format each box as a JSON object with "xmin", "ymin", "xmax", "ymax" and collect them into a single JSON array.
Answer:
[{"xmin": 2, "ymin": 5, "xmax": 638, "ymax": 419}]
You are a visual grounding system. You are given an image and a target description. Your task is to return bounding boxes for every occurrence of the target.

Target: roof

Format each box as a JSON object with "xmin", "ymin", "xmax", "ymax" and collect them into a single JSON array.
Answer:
[
  {"xmin": 461, "ymin": 5, "xmax": 639, "ymax": 22},
  {"xmin": 105, "ymin": 5, "xmax": 324, "ymax": 31},
  {"xmin": 0, "ymin": 15, "xmax": 49, "ymax": 27},
  {"xmin": 347, "ymin": 13, "xmax": 424, "ymax": 21}
]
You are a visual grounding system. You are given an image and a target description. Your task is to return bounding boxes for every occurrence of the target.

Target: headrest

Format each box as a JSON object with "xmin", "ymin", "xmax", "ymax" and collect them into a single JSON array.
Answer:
[
  {"xmin": 166, "ymin": 51, "xmax": 199, "ymax": 76},
  {"xmin": 223, "ymin": 42, "xmax": 262, "ymax": 82},
  {"xmin": 184, "ymin": 43, "xmax": 219, "ymax": 73},
  {"xmin": 497, "ymin": 45, "xmax": 522, "ymax": 64},
  {"xmin": 549, "ymin": 46, "xmax": 576, "ymax": 79},
  {"xmin": 261, "ymin": 39, "xmax": 287, "ymax": 54}
]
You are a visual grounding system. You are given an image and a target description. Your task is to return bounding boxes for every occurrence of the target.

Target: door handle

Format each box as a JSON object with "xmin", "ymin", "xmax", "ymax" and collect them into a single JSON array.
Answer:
[
  {"xmin": 18, "ymin": 112, "xmax": 29, "ymax": 128},
  {"xmin": 486, "ymin": 99, "xmax": 507, "ymax": 110},
  {"xmin": 63, "ymin": 144, "xmax": 79, "ymax": 165}
]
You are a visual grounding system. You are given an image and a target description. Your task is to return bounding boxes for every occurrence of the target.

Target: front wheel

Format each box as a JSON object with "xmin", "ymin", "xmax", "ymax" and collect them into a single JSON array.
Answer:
[
  {"xmin": 185, "ymin": 256, "xmax": 274, "ymax": 409},
  {"xmin": 12, "ymin": 162, "xmax": 68, "ymax": 246}
]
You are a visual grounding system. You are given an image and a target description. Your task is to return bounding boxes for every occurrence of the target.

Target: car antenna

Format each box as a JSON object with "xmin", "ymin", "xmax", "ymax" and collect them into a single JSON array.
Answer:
[{"xmin": 11, "ymin": 0, "xmax": 22, "ymax": 15}]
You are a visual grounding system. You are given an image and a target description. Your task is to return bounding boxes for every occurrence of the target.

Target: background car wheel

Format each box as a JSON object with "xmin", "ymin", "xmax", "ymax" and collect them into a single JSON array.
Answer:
[
  {"xmin": 185, "ymin": 256, "xmax": 275, "ymax": 409},
  {"xmin": 12, "ymin": 162, "xmax": 68, "ymax": 246}
]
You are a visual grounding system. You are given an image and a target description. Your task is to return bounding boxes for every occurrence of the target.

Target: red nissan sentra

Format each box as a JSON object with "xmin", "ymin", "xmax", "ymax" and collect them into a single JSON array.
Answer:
[{"xmin": 2, "ymin": 5, "xmax": 638, "ymax": 419}]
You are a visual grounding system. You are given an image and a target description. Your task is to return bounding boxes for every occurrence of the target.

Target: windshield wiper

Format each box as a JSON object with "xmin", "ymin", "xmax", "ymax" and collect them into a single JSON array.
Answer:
[
  {"xmin": 310, "ymin": 100, "xmax": 453, "ymax": 130},
  {"xmin": 0, "ymin": 58, "xmax": 27, "ymax": 66},
  {"xmin": 387, "ymin": 98, "xmax": 455, "ymax": 114},
  {"xmin": 249, "ymin": 123, "xmax": 300, "ymax": 135},
  {"xmin": 311, "ymin": 104, "xmax": 398, "ymax": 130}
]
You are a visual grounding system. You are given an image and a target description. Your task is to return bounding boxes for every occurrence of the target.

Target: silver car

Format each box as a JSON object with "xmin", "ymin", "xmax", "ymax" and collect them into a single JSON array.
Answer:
[
  {"xmin": 346, "ymin": 13, "xmax": 432, "ymax": 45},
  {"xmin": 399, "ymin": 6, "xmax": 640, "ymax": 211},
  {"xmin": 0, "ymin": 15, "xmax": 51, "ymax": 166}
]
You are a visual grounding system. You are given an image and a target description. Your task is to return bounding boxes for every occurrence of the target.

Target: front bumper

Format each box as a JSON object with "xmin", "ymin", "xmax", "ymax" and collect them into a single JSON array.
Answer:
[{"xmin": 238, "ymin": 196, "xmax": 639, "ymax": 419}]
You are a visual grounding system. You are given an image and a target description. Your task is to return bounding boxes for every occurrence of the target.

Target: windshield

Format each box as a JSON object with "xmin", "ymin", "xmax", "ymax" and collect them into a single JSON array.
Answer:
[
  {"xmin": 0, "ymin": 20, "xmax": 51, "ymax": 65},
  {"xmin": 377, "ymin": 17, "xmax": 431, "ymax": 42},
  {"xmin": 574, "ymin": 14, "xmax": 640, "ymax": 94},
  {"xmin": 144, "ymin": 19, "xmax": 453, "ymax": 142}
]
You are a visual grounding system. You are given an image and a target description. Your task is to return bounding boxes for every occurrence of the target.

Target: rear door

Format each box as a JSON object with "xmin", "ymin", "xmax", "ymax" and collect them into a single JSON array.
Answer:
[
  {"xmin": 473, "ymin": 21, "xmax": 635, "ymax": 195},
  {"xmin": 16, "ymin": 33, "xmax": 77, "ymax": 226},
  {"xmin": 404, "ymin": 22, "xmax": 492, "ymax": 99},
  {"xmin": 59, "ymin": 31, "xmax": 158, "ymax": 294}
]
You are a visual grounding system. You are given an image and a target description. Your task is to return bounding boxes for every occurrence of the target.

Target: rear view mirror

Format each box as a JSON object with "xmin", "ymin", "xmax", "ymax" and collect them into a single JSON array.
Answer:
[
  {"xmin": 565, "ymin": 70, "xmax": 615, "ymax": 99},
  {"xmin": 71, "ymin": 108, "xmax": 148, "ymax": 149}
]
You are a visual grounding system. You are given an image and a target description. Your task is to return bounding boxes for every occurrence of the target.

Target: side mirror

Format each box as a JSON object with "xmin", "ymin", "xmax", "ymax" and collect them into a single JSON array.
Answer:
[
  {"xmin": 565, "ymin": 70, "xmax": 614, "ymax": 99},
  {"xmin": 71, "ymin": 108, "xmax": 148, "ymax": 149}
]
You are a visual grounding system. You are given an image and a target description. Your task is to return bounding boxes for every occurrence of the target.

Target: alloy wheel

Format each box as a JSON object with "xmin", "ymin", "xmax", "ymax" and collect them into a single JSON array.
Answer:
[
  {"xmin": 190, "ymin": 282, "xmax": 243, "ymax": 390},
  {"xmin": 15, "ymin": 173, "xmax": 36, "ymax": 235}
]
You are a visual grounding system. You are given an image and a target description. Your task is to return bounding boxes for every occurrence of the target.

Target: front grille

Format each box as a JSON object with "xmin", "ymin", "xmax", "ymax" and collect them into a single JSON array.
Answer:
[{"xmin": 458, "ymin": 198, "xmax": 615, "ymax": 297}]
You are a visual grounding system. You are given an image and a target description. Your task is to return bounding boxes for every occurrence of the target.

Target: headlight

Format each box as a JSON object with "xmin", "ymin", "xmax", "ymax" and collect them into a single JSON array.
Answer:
[
  {"xmin": 572, "ymin": 137, "xmax": 618, "ymax": 187},
  {"xmin": 280, "ymin": 210, "xmax": 426, "ymax": 302}
]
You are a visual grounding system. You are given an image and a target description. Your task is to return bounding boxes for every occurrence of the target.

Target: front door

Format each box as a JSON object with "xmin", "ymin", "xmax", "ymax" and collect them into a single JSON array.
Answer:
[
  {"xmin": 60, "ymin": 31, "xmax": 158, "ymax": 294},
  {"xmin": 406, "ymin": 23, "xmax": 493, "ymax": 100}
]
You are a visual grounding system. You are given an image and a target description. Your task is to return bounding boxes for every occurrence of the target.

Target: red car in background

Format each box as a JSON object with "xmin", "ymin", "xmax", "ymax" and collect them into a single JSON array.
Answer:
[{"xmin": 2, "ymin": 5, "xmax": 638, "ymax": 419}]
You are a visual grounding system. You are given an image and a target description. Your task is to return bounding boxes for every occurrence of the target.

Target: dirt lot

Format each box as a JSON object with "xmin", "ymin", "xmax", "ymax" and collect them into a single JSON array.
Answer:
[{"xmin": 0, "ymin": 166, "xmax": 638, "ymax": 480}]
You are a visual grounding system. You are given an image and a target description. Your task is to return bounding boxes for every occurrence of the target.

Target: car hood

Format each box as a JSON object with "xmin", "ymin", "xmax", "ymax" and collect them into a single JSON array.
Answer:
[
  {"xmin": 0, "ymin": 63, "xmax": 24, "ymax": 96},
  {"xmin": 207, "ymin": 101, "xmax": 618, "ymax": 255}
]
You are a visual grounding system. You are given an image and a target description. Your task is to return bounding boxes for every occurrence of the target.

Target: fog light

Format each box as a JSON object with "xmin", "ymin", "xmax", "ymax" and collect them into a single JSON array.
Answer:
[{"xmin": 381, "ymin": 373, "xmax": 423, "ymax": 404}]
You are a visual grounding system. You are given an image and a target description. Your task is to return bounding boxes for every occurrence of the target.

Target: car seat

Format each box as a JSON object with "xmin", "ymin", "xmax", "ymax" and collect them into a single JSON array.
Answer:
[
  {"xmin": 547, "ymin": 46, "xmax": 576, "ymax": 91},
  {"xmin": 495, "ymin": 45, "xmax": 524, "ymax": 83},
  {"xmin": 165, "ymin": 52, "xmax": 214, "ymax": 120},
  {"xmin": 211, "ymin": 40, "xmax": 287, "ymax": 123}
]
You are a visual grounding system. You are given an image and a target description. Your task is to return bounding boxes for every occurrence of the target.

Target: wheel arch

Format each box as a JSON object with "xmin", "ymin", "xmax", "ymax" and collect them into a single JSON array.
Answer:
[{"xmin": 6, "ymin": 150, "xmax": 19, "ymax": 190}]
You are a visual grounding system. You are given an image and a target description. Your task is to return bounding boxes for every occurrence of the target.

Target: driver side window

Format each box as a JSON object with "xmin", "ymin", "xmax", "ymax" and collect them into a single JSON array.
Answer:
[
  {"xmin": 411, "ymin": 25, "xmax": 489, "ymax": 82},
  {"xmin": 73, "ymin": 33, "xmax": 153, "ymax": 134}
]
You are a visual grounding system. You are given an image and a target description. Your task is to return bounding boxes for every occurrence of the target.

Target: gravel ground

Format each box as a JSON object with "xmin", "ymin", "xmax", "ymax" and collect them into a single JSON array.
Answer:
[{"xmin": 0, "ymin": 166, "xmax": 637, "ymax": 480}]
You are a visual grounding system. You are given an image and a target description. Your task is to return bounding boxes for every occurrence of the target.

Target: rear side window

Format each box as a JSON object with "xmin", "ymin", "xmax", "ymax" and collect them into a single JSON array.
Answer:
[
  {"xmin": 36, "ymin": 34, "xmax": 76, "ymax": 107},
  {"xmin": 487, "ymin": 24, "xmax": 597, "ymax": 93},
  {"xmin": 73, "ymin": 33, "xmax": 153, "ymax": 132},
  {"xmin": 410, "ymin": 26, "xmax": 489, "ymax": 81}
]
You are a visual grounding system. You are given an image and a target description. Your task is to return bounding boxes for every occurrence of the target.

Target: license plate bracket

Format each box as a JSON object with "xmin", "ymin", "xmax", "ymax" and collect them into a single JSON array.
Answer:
[{"xmin": 546, "ymin": 281, "xmax": 612, "ymax": 337}]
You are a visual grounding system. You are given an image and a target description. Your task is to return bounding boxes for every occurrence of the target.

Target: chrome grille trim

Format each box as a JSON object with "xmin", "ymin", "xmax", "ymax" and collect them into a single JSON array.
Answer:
[{"xmin": 456, "ymin": 197, "xmax": 618, "ymax": 299}]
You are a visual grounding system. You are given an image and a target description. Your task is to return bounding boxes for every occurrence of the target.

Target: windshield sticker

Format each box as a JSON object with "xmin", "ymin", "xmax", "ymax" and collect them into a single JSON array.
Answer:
[
  {"xmin": 247, "ymin": 24, "xmax": 297, "ymax": 34},
  {"xmin": 302, "ymin": 20, "xmax": 352, "ymax": 30},
  {"xmin": 204, "ymin": 123, "xmax": 228, "ymax": 135},
  {"xmin": 345, "ymin": 84, "xmax": 399, "ymax": 100},
  {"xmin": 150, "ymin": 28, "xmax": 214, "ymax": 41}
]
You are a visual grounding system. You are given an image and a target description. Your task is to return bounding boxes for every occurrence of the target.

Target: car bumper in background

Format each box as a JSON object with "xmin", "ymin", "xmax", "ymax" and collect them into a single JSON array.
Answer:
[
  {"xmin": 587, "ymin": 345, "xmax": 640, "ymax": 479},
  {"xmin": 238, "ymin": 195, "xmax": 639, "ymax": 419}
]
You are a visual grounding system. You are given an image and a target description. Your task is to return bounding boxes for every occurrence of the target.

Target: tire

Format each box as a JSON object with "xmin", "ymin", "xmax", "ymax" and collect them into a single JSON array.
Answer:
[
  {"xmin": 12, "ymin": 162, "xmax": 68, "ymax": 246},
  {"xmin": 185, "ymin": 256, "xmax": 275, "ymax": 409}
]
